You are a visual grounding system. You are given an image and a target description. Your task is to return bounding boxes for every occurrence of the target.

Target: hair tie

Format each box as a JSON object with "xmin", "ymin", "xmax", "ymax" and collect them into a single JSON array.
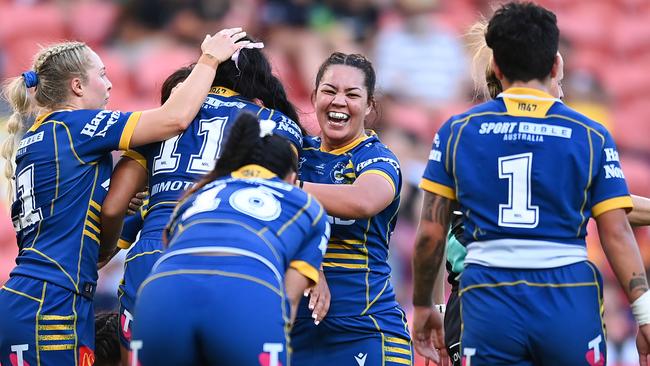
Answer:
[
  {"xmin": 259, "ymin": 119, "xmax": 276, "ymax": 138},
  {"xmin": 22, "ymin": 71, "xmax": 38, "ymax": 88},
  {"xmin": 231, "ymin": 42, "xmax": 265, "ymax": 71}
]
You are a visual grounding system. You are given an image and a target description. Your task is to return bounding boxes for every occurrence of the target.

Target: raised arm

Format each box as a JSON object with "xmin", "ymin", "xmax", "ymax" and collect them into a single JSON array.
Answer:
[
  {"xmin": 301, "ymin": 173, "xmax": 394, "ymax": 219},
  {"xmin": 629, "ymin": 195, "xmax": 650, "ymax": 227},
  {"xmin": 99, "ymin": 157, "xmax": 147, "ymax": 263},
  {"xmin": 129, "ymin": 28, "xmax": 249, "ymax": 148}
]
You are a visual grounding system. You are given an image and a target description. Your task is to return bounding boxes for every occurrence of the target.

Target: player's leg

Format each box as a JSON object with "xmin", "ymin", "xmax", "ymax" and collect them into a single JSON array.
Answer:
[
  {"xmin": 444, "ymin": 290, "xmax": 462, "ymax": 366},
  {"xmin": 118, "ymin": 235, "xmax": 163, "ymax": 366},
  {"xmin": 131, "ymin": 273, "xmax": 200, "ymax": 366},
  {"xmin": 459, "ymin": 265, "xmax": 533, "ymax": 366},
  {"xmin": 198, "ymin": 273, "xmax": 289, "ymax": 366},
  {"xmin": 528, "ymin": 261, "xmax": 607, "ymax": 366},
  {"xmin": 0, "ymin": 276, "xmax": 95, "ymax": 366},
  {"xmin": 293, "ymin": 306, "xmax": 413, "ymax": 366},
  {"xmin": 0, "ymin": 276, "xmax": 42, "ymax": 366}
]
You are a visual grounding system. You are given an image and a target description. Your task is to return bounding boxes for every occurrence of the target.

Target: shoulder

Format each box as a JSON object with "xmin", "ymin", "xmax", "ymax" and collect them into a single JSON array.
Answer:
[
  {"xmin": 549, "ymin": 103, "xmax": 610, "ymax": 134},
  {"xmin": 446, "ymin": 100, "xmax": 505, "ymax": 125},
  {"xmin": 302, "ymin": 135, "xmax": 322, "ymax": 150},
  {"xmin": 352, "ymin": 135, "xmax": 401, "ymax": 172}
]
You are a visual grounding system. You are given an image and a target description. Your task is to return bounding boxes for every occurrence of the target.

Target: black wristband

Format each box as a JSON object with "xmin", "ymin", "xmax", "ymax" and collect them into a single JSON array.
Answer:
[{"xmin": 299, "ymin": 179, "xmax": 304, "ymax": 188}]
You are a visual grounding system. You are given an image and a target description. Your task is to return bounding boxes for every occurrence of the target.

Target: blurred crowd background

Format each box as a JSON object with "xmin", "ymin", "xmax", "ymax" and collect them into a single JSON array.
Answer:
[{"xmin": 0, "ymin": 0, "xmax": 649, "ymax": 364}]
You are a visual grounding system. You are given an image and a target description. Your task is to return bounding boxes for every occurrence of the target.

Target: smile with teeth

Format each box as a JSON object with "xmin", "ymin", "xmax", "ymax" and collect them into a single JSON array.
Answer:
[{"xmin": 328, "ymin": 111, "xmax": 350, "ymax": 123}]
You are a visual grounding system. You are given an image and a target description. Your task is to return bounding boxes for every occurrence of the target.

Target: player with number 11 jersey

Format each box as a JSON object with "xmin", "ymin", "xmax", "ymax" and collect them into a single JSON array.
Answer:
[{"xmin": 112, "ymin": 85, "xmax": 302, "ymax": 350}]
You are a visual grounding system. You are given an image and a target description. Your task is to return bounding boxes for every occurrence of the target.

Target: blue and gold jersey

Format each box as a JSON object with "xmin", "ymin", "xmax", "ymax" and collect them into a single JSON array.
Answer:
[
  {"xmin": 421, "ymin": 87, "xmax": 632, "ymax": 267},
  {"xmin": 298, "ymin": 133, "xmax": 402, "ymax": 317},
  {"xmin": 163, "ymin": 164, "xmax": 329, "ymax": 286},
  {"xmin": 10, "ymin": 109, "xmax": 140, "ymax": 296},
  {"xmin": 118, "ymin": 200, "xmax": 148, "ymax": 250},
  {"xmin": 124, "ymin": 87, "xmax": 303, "ymax": 238}
]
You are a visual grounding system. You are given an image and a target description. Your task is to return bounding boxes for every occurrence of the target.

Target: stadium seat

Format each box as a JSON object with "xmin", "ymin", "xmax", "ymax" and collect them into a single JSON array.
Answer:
[
  {"xmin": 132, "ymin": 45, "xmax": 197, "ymax": 104},
  {"xmin": 0, "ymin": 3, "xmax": 65, "ymax": 43},
  {"xmin": 68, "ymin": 1, "xmax": 119, "ymax": 47}
]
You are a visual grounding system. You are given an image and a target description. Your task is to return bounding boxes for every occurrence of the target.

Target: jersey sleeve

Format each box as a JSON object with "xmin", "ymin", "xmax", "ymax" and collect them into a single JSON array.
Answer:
[
  {"xmin": 267, "ymin": 111, "xmax": 303, "ymax": 153},
  {"xmin": 118, "ymin": 206, "xmax": 145, "ymax": 249},
  {"xmin": 289, "ymin": 198, "xmax": 330, "ymax": 284},
  {"xmin": 121, "ymin": 144, "xmax": 152, "ymax": 173},
  {"xmin": 354, "ymin": 144, "xmax": 401, "ymax": 198},
  {"xmin": 420, "ymin": 120, "xmax": 456, "ymax": 200},
  {"xmin": 589, "ymin": 130, "xmax": 633, "ymax": 217},
  {"xmin": 70, "ymin": 109, "xmax": 141, "ymax": 161}
]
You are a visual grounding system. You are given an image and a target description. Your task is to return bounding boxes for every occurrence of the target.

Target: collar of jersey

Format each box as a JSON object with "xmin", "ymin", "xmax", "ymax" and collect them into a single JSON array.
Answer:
[
  {"xmin": 29, "ymin": 109, "xmax": 73, "ymax": 132},
  {"xmin": 231, "ymin": 164, "xmax": 277, "ymax": 179},
  {"xmin": 320, "ymin": 130, "xmax": 376, "ymax": 155},
  {"xmin": 209, "ymin": 86, "xmax": 239, "ymax": 97},
  {"xmin": 497, "ymin": 87, "xmax": 562, "ymax": 103}
]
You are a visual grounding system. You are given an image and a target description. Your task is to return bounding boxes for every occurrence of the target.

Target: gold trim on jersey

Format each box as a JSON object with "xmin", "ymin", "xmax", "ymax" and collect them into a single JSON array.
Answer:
[
  {"xmin": 592, "ymin": 196, "xmax": 634, "ymax": 217},
  {"xmin": 459, "ymin": 279, "xmax": 598, "ymax": 296},
  {"xmin": 209, "ymin": 86, "xmax": 239, "ymax": 97},
  {"xmin": 419, "ymin": 179, "xmax": 455, "ymax": 200},
  {"xmin": 2, "ymin": 285, "xmax": 42, "ymax": 302},
  {"xmin": 231, "ymin": 164, "xmax": 277, "ymax": 179},
  {"xmin": 23, "ymin": 247, "xmax": 78, "ymax": 292},
  {"xmin": 125, "ymin": 250, "xmax": 163, "ymax": 263},
  {"xmin": 289, "ymin": 260, "xmax": 319, "ymax": 284},
  {"xmin": 119, "ymin": 111, "xmax": 142, "ymax": 150},
  {"xmin": 359, "ymin": 170, "xmax": 396, "ymax": 196},
  {"xmin": 117, "ymin": 239, "xmax": 133, "ymax": 250},
  {"xmin": 52, "ymin": 124, "xmax": 60, "ymax": 215},
  {"xmin": 278, "ymin": 195, "xmax": 311, "ymax": 235},
  {"xmin": 320, "ymin": 131, "xmax": 376, "ymax": 155},
  {"xmin": 139, "ymin": 269, "xmax": 282, "ymax": 298},
  {"xmin": 35, "ymin": 282, "xmax": 46, "ymax": 364},
  {"xmin": 123, "ymin": 150, "xmax": 148, "ymax": 172},
  {"xmin": 500, "ymin": 87, "xmax": 559, "ymax": 118}
]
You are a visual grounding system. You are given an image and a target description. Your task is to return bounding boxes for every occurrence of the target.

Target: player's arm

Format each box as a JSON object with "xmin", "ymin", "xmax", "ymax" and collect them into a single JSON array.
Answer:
[
  {"xmin": 129, "ymin": 28, "xmax": 249, "ymax": 148},
  {"xmin": 411, "ymin": 191, "xmax": 455, "ymax": 365},
  {"xmin": 285, "ymin": 268, "xmax": 311, "ymax": 323},
  {"xmin": 301, "ymin": 173, "xmax": 394, "ymax": 219},
  {"xmin": 629, "ymin": 195, "xmax": 650, "ymax": 226},
  {"xmin": 99, "ymin": 157, "xmax": 147, "ymax": 264},
  {"xmin": 596, "ymin": 207, "xmax": 650, "ymax": 365}
]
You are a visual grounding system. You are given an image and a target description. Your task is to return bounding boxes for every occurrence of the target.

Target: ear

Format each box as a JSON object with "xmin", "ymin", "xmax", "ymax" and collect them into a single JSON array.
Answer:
[
  {"xmin": 70, "ymin": 77, "xmax": 84, "ymax": 97},
  {"xmin": 252, "ymin": 98, "xmax": 265, "ymax": 108},
  {"xmin": 491, "ymin": 59, "xmax": 505, "ymax": 81},
  {"xmin": 365, "ymin": 97, "xmax": 374, "ymax": 117},
  {"xmin": 549, "ymin": 53, "xmax": 561, "ymax": 79},
  {"xmin": 284, "ymin": 171, "xmax": 297, "ymax": 185}
]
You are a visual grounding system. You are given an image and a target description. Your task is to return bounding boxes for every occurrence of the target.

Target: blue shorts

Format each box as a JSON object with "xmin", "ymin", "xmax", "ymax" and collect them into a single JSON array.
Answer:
[
  {"xmin": 459, "ymin": 261, "xmax": 606, "ymax": 366},
  {"xmin": 0, "ymin": 276, "xmax": 95, "ymax": 366},
  {"xmin": 132, "ymin": 255, "xmax": 289, "ymax": 366},
  {"xmin": 117, "ymin": 233, "xmax": 163, "ymax": 349},
  {"xmin": 291, "ymin": 306, "xmax": 413, "ymax": 366}
]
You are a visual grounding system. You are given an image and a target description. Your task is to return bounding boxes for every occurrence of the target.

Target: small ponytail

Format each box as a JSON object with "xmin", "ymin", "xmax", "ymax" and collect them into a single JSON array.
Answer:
[
  {"xmin": 466, "ymin": 19, "xmax": 503, "ymax": 101},
  {"xmin": 1, "ymin": 76, "xmax": 34, "ymax": 202}
]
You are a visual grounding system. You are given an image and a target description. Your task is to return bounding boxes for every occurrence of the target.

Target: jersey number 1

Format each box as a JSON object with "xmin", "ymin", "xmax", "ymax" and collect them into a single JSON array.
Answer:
[
  {"xmin": 498, "ymin": 152, "xmax": 539, "ymax": 228},
  {"xmin": 15, "ymin": 164, "xmax": 43, "ymax": 229},
  {"xmin": 153, "ymin": 116, "xmax": 228, "ymax": 175}
]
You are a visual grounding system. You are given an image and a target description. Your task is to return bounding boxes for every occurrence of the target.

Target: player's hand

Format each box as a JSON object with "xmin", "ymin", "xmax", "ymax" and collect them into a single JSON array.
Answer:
[
  {"xmin": 637, "ymin": 324, "xmax": 650, "ymax": 366},
  {"xmin": 201, "ymin": 28, "xmax": 249, "ymax": 64},
  {"xmin": 127, "ymin": 191, "xmax": 147, "ymax": 215},
  {"xmin": 305, "ymin": 270, "xmax": 330, "ymax": 325},
  {"xmin": 413, "ymin": 305, "xmax": 449, "ymax": 366}
]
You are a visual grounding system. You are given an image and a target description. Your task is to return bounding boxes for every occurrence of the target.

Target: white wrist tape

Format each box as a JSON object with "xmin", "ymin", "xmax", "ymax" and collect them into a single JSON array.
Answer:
[{"xmin": 631, "ymin": 291, "xmax": 650, "ymax": 325}]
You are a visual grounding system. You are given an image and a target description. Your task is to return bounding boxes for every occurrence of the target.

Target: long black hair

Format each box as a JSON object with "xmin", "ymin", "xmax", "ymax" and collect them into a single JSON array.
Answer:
[{"xmin": 211, "ymin": 37, "xmax": 303, "ymax": 133}]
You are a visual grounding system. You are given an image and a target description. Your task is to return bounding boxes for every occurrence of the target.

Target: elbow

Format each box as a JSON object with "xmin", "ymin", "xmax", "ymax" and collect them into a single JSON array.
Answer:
[{"xmin": 100, "ymin": 200, "xmax": 126, "ymax": 222}]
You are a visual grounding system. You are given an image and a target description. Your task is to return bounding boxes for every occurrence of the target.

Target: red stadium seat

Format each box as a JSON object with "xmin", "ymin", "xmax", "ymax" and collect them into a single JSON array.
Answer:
[
  {"xmin": 0, "ymin": 3, "xmax": 65, "ymax": 43},
  {"xmin": 68, "ymin": 1, "xmax": 119, "ymax": 47},
  {"xmin": 132, "ymin": 44, "xmax": 197, "ymax": 105}
]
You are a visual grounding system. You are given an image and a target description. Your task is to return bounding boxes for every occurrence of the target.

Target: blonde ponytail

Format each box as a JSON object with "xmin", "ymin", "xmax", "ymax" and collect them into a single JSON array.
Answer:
[
  {"xmin": 466, "ymin": 20, "xmax": 503, "ymax": 101},
  {"xmin": 1, "ymin": 76, "xmax": 33, "ymax": 203}
]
